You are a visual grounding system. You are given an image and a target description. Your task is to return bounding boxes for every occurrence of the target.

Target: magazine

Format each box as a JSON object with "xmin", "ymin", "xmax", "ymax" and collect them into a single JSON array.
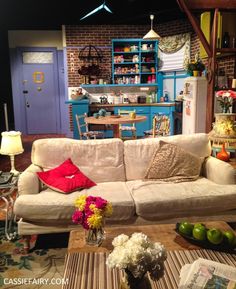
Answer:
[{"xmin": 179, "ymin": 258, "xmax": 236, "ymax": 289}]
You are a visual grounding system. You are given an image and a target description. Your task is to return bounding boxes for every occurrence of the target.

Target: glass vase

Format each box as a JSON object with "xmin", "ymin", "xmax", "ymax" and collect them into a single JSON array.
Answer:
[
  {"xmin": 85, "ymin": 226, "xmax": 105, "ymax": 246},
  {"xmin": 120, "ymin": 269, "xmax": 147, "ymax": 289}
]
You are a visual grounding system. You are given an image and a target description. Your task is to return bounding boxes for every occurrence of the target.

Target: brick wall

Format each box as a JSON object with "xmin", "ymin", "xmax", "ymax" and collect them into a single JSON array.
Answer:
[
  {"xmin": 65, "ymin": 19, "xmax": 235, "ymax": 87},
  {"xmin": 65, "ymin": 19, "xmax": 195, "ymax": 86}
]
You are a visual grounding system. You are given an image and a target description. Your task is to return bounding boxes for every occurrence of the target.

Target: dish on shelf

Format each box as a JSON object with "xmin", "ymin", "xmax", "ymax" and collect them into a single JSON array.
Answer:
[{"xmin": 175, "ymin": 223, "xmax": 236, "ymax": 253}]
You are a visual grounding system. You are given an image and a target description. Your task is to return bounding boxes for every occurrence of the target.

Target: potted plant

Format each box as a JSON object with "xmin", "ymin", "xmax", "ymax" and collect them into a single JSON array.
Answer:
[{"xmin": 184, "ymin": 53, "xmax": 205, "ymax": 76}]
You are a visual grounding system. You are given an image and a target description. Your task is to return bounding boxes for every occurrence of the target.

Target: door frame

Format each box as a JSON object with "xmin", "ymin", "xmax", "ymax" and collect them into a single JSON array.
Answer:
[{"xmin": 11, "ymin": 47, "xmax": 61, "ymax": 134}]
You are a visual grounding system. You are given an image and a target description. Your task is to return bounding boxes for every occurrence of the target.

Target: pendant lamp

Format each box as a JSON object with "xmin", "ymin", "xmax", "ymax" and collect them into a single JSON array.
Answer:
[
  {"xmin": 143, "ymin": 15, "xmax": 161, "ymax": 40},
  {"xmin": 80, "ymin": 1, "xmax": 112, "ymax": 20}
]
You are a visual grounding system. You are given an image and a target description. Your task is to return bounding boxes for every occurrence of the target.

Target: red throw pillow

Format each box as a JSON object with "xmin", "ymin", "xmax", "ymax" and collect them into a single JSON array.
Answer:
[{"xmin": 37, "ymin": 158, "xmax": 96, "ymax": 193}]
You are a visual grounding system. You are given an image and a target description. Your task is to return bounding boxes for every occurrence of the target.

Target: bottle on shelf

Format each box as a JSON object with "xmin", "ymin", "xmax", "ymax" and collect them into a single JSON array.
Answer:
[
  {"xmin": 164, "ymin": 90, "xmax": 169, "ymax": 102},
  {"xmin": 222, "ymin": 32, "xmax": 230, "ymax": 48}
]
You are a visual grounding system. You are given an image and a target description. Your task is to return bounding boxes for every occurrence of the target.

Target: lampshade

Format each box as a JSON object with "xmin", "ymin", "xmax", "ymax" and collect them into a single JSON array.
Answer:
[
  {"xmin": 0, "ymin": 131, "xmax": 24, "ymax": 156},
  {"xmin": 143, "ymin": 15, "xmax": 161, "ymax": 40}
]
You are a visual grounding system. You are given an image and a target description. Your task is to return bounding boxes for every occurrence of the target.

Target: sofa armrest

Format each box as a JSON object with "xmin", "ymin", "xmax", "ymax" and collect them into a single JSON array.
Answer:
[
  {"xmin": 18, "ymin": 164, "xmax": 43, "ymax": 195},
  {"xmin": 203, "ymin": 156, "xmax": 236, "ymax": 185}
]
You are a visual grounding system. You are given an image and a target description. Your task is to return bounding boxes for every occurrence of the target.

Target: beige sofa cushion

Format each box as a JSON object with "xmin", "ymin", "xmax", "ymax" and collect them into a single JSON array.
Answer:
[
  {"xmin": 144, "ymin": 141, "xmax": 202, "ymax": 182},
  {"xmin": 124, "ymin": 133, "xmax": 211, "ymax": 181},
  {"xmin": 31, "ymin": 138, "xmax": 125, "ymax": 183},
  {"xmin": 14, "ymin": 182, "xmax": 135, "ymax": 222},
  {"xmin": 126, "ymin": 178, "xmax": 236, "ymax": 219}
]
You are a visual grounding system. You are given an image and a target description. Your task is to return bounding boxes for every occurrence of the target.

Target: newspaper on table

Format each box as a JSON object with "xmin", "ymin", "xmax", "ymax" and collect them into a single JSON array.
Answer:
[{"xmin": 178, "ymin": 258, "xmax": 236, "ymax": 289}]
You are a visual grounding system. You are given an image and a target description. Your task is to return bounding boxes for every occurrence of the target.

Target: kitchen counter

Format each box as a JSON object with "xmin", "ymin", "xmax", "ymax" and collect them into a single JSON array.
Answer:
[{"xmin": 89, "ymin": 102, "xmax": 175, "ymax": 107}]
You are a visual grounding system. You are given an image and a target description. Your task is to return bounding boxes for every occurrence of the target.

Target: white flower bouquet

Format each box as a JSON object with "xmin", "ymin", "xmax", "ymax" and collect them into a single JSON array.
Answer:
[{"xmin": 106, "ymin": 233, "xmax": 167, "ymax": 280}]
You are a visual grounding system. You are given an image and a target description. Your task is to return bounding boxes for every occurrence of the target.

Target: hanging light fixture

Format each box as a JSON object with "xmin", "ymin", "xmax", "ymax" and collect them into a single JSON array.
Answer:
[
  {"xmin": 143, "ymin": 14, "xmax": 161, "ymax": 40},
  {"xmin": 80, "ymin": 1, "xmax": 112, "ymax": 21}
]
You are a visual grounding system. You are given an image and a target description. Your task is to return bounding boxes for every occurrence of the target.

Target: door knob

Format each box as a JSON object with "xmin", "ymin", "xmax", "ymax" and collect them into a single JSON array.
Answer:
[
  {"xmin": 23, "ymin": 90, "xmax": 28, "ymax": 94},
  {"xmin": 26, "ymin": 101, "xmax": 30, "ymax": 108}
]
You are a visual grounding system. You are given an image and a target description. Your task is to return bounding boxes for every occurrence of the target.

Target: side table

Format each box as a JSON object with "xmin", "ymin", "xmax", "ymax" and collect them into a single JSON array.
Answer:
[{"xmin": 0, "ymin": 175, "xmax": 19, "ymax": 240}]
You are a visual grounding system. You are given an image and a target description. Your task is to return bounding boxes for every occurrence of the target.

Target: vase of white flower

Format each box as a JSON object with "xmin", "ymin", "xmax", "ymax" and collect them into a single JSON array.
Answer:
[
  {"xmin": 106, "ymin": 233, "xmax": 167, "ymax": 289},
  {"xmin": 121, "ymin": 269, "xmax": 148, "ymax": 289}
]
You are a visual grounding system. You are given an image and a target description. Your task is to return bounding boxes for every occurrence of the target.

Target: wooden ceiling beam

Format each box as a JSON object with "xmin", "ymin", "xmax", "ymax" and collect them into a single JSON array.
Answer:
[
  {"xmin": 177, "ymin": 0, "xmax": 212, "ymax": 57},
  {"xmin": 178, "ymin": 0, "xmax": 236, "ymax": 10}
]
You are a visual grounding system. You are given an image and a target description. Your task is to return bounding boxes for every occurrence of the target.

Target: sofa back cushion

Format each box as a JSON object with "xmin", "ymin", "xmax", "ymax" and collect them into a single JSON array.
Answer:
[
  {"xmin": 124, "ymin": 133, "xmax": 211, "ymax": 181},
  {"xmin": 32, "ymin": 138, "xmax": 125, "ymax": 183}
]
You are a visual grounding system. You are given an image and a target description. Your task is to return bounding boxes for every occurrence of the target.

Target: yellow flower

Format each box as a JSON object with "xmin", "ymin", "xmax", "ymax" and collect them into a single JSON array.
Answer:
[
  {"xmin": 104, "ymin": 202, "xmax": 113, "ymax": 217},
  {"xmin": 74, "ymin": 195, "xmax": 87, "ymax": 210},
  {"xmin": 89, "ymin": 204, "xmax": 102, "ymax": 215},
  {"xmin": 87, "ymin": 214, "xmax": 103, "ymax": 229}
]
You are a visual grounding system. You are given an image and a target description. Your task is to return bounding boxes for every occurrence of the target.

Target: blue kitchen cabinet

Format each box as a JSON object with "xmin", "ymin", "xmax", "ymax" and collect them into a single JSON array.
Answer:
[
  {"xmin": 114, "ymin": 106, "xmax": 150, "ymax": 138},
  {"xmin": 66, "ymin": 99, "xmax": 89, "ymax": 139}
]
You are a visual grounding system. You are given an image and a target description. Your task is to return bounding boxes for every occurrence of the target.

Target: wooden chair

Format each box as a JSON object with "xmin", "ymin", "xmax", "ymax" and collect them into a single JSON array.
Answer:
[
  {"xmin": 144, "ymin": 114, "xmax": 170, "ymax": 138},
  {"xmin": 118, "ymin": 109, "xmax": 137, "ymax": 139},
  {"xmin": 75, "ymin": 113, "xmax": 104, "ymax": 140}
]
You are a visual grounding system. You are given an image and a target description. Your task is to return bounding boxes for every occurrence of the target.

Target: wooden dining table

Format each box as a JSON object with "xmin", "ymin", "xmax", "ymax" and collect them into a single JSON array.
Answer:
[{"xmin": 85, "ymin": 115, "xmax": 147, "ymax": 138}]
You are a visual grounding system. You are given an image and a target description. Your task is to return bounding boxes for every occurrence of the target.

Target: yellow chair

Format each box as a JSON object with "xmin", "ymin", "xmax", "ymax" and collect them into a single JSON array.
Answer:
[
  {"xmin": 118, "ymin": 109, "xmax": 137, "ymax": 139},
  {"xmin": 144, "ymin": 114, "xmax": 170, "ymax": 138},
  {"xmin": 75, "ymin": 113, "xmax": 104, "ymax": 140}
]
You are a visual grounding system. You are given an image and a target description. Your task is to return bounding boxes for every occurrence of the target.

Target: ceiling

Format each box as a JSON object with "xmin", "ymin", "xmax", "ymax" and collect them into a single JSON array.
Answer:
[{"xmin": 0, "ymin": 0, "xmax": 186, "ymax": 29}]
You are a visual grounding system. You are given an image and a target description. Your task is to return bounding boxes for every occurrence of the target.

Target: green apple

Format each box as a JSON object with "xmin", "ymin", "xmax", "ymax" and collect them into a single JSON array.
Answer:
[
  {"xmin": 178, "ymin": 221, "xmax": 194, "ymax": 236},
  {"xmin": 192, "ymin": 226, "xmax": 207, "ymax": 241},
  {"xmin": 223, "ymin": 230, "xmax": 235, "ymax": 246},
  {"xmin": 207, "ymin": 228, "xmax": 223, "ymax": 245},
  {"xmin": 194, "ymin": 223, "xmax": 205, "ymax": 229}
]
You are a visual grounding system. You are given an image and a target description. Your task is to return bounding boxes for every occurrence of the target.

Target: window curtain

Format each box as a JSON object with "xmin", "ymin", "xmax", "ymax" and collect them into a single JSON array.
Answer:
[{"xmin": 158, "ymin": 33, "xmax": 190, "ymax": 72}]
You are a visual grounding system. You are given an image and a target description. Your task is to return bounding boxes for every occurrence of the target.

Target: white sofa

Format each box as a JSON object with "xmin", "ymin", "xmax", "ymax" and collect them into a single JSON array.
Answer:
[{"xmin": 14, "ymin": 133, "xmax": 236, "ymax": 238}]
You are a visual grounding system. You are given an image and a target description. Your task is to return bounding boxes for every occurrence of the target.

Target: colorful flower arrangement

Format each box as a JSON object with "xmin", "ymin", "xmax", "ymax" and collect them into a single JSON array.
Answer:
[
  {"xmin": 216, "ymin": 90, "xmax": 236, "ymax": 113},
  {"xmin": 184, "ymin": 53, "xmax": 205, "ymax": 75},
  {"xmin": 106, "ymin": 233, "xmax": 167, "ymax": 280},
  {"xmin": 72, "ymin": 195, "xmax": 113, "ymax": 230}
]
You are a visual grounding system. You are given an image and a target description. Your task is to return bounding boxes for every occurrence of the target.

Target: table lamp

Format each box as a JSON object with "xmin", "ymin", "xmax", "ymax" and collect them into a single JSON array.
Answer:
[{"xmin": 0, "ymin": 131, "xmax": 24, "ymax": 176}]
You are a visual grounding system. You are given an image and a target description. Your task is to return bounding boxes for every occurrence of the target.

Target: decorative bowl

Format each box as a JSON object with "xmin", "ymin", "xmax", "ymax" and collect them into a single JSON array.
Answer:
[{"xmin": 175, "ymin": 223, "xmax": 236, "ymax": 253}]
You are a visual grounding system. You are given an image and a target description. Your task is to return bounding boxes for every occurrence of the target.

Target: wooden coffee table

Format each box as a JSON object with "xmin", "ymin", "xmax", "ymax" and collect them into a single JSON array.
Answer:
[
  {"xmin": 63, "ymin": 222, "xmax": 236, "ymax": 289},
  {"xmin": 68, "ymin": 221, "xmax": 234, "ymax": 253}
]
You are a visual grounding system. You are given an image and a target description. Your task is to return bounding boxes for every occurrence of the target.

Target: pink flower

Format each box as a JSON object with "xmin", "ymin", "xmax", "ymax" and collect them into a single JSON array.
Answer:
[
  {"xmin": 95, "ymin": 197, "xmax": 107, "ymax": 209},
  {"xmin": 216, "ymin": 90, "xmax": 236, "ymax": 98},
  {"xmin": 86, "ymin": 196, "xmax": 97, "ymax": 203},
  {"xmin": 82, "ymin": 216, "xmax": 90, "ymax": 230},
  {"xmin": 72, "ymin": 210, "xmax": 83, "ymax": 224},
  {"xmin": 72, "ymin": 195, "xmax": 112, "ymax": 230}
]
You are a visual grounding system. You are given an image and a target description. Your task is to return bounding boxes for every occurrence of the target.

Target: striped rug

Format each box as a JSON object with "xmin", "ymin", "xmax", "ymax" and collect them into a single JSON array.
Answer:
[{"xmin": 62, "ymin": 249, "xmax": 236, "ymax": 289}]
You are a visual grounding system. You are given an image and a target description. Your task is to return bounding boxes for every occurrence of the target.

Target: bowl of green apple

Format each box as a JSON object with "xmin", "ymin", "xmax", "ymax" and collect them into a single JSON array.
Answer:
[{"xmin": 175, "ymin": 221, "xmax": 236, "ymax": 253}]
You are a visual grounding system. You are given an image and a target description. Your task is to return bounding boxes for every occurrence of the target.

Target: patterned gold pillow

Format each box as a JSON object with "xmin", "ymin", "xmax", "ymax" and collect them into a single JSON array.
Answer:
[{"xmin": 144, "ymin": 141, "xmax": 202, "ymax": 182}]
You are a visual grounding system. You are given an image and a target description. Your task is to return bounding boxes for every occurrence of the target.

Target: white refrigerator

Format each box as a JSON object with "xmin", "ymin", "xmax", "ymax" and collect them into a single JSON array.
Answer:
[{"xmin": 182, "ymin": 77, "xmax": 207, "ymax": 134}]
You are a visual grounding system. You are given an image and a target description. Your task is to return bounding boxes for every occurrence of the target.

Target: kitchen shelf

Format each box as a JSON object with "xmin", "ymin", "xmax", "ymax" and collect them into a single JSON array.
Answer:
[
  {"xmin": 112, "ymin": 38, "xmax": 159, "ymax": 86},
  {"xmin": 113, "ymin": 51, "xmax": 139, "ymax": 54},
  {"xmin": 114, "ymin": 73, "xmax": 139, "ymax": 75},
  {"xmin": 113, "ymin": 62, "xmax": 138, "ymax": 65},
  {"xmin": 81, "ymin": 83, "xmax": 158, "ymax": 88}
]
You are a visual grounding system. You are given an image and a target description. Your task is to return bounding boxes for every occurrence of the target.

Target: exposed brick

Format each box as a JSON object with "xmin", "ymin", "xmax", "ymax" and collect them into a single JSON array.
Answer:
[{"xmin": 65, "ymin": 19, "xmax": 235, "ymax": 86}]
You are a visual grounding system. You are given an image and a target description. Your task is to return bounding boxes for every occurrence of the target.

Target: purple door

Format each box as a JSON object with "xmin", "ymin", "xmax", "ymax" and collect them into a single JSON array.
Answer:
[{"xmin": 21, "ymin": 50, "xmax": 58, "ymax": 134}]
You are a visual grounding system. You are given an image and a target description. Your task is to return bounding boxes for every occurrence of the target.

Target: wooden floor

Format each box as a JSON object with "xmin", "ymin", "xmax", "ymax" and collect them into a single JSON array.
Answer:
[{"xmin": 0, "ymin": 134, "xmax": 66, "ymax": 172}]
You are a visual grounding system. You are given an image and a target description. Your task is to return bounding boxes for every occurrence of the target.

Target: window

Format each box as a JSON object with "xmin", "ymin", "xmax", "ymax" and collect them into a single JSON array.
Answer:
[{"xmin": 22, "ymin": 52, "xmax": 53, "ymax": 64}]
